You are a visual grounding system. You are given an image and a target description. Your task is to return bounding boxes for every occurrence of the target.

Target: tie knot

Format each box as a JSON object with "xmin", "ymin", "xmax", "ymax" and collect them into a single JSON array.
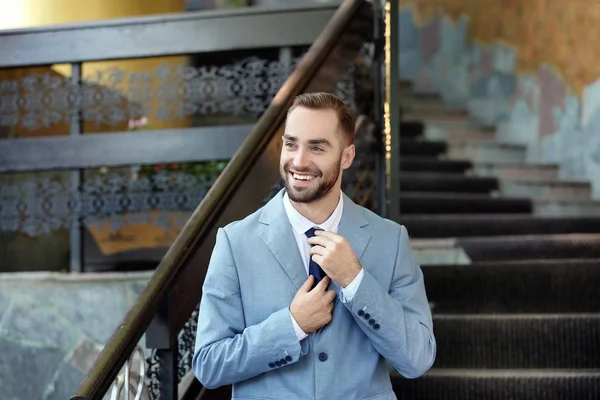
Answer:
[{"xmin": 305, "ymin": 227, "xmax": 321, "ymax": 238}]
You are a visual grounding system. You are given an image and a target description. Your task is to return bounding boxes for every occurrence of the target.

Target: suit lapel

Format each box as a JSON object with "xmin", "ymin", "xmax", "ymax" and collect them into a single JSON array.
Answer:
[
  {"xmin": 338, "ymin": 193, "xmax": 371, "ymax": 264},
  {"xmin": 258, "ymin": 190, "xmax": 307, "ymax": 290}
]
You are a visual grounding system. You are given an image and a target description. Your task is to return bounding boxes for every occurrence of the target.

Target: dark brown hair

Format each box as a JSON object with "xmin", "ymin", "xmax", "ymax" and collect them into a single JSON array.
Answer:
[{"xmin": 287, "ymin": 92, "xmax": 356, "ymax": 145}]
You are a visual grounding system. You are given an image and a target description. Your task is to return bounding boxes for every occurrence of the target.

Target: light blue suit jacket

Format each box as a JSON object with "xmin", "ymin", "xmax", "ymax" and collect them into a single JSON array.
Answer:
[{"xmin": 193, "ymin": 189, "xmax": 436, "ymax": 399}]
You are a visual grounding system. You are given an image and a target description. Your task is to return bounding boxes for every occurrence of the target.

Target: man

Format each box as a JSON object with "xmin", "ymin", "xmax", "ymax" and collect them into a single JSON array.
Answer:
[{"xmin": 193, "ymin": 92, "xmax": 436, "ymax": 399}]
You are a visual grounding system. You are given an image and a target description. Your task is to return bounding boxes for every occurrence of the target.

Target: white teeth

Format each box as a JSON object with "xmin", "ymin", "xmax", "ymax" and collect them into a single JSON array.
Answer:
[{"xmin": 293, "ymin": 173, "xmax": 313, "ymax": 181}]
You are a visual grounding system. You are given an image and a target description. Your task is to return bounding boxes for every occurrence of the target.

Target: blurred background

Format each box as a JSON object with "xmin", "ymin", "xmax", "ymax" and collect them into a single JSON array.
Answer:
[{"xmin": 1, "ymin": 0, "xmax": 600, "ymax": 399}]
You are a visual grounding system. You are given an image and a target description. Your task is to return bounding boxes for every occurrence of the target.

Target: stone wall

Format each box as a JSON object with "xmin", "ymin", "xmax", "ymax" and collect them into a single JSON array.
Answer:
[
  {"xmin": 399, "ymin": 0, "xmax": 600, "ymax": 198},
  {"xmin": 0, "ymin": 271, "xmax": 151, "ymax": 400}
]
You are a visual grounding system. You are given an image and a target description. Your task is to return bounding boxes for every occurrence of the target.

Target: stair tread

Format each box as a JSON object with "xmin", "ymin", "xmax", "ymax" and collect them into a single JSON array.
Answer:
[
  {"xmin": 400, "ymin": 171, "xmax": 495, "ymax": 180},
  {"xmin": 429, "ymin": 314, "xmax": 600, "ymax": 368},
  {"xmin": 401, "ymin": 156, "xmax": 559, "ymax": 170},
  {"xmin": 414, "ymin": 234, "xmax": 600, "ymax": 247},
  {"xmin": 393, "ymin": 369, "xmax": 600, "ymax": 378},
  {"xmin": 400, "ymin": 214, "xmax": 600, "ymax": 237},
  {"xmin": 474, "ymin": 161, "xmax": 558, "ymax": 169},
  {"xmin": 402, "ymin": 114, "xmax": 472, "ymax": 123},
  {"xmin": 422, "ymin": 258, "xmax": 600, "ymax": 313},
  {"xmin": 402, "ymin": 214, "xmax": 600, "ymax": 220},
  {"xmin": 446, "ymin": 140, "xmax": 527, "ymax": 149},
  {"xmin": 503, "ymin": 178, "xmax": 590, "ymax": 185},
  {"xmin": 433, "ymin": 313, "xmax": 600, "ymax": 319},
  {"xmin": 401, "ymin": 191, "xmax": 528, "ymax": 200}
]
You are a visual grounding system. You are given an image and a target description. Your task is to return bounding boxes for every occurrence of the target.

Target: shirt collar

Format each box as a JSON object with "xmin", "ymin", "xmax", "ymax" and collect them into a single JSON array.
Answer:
[{"xmin": 283, "ymin": 189, "xmax": 344, "ymax": 235}]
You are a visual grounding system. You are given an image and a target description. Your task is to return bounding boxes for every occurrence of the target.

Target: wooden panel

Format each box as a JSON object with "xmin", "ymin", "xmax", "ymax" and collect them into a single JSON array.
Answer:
[{"xmin": 0, "ymin": 125, "xmax": 252, "ymax": 172}]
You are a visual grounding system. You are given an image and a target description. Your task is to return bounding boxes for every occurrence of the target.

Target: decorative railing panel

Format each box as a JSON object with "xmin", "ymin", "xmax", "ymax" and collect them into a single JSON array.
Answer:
[{"xmin": 0, "ymin": 56, "xmax": 308, "ymax": 132}]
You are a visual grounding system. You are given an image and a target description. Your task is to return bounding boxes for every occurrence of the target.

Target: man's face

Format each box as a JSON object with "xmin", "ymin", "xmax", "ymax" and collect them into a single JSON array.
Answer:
[{"xmin": 280, "ymin": 107, "xmax": 354, "ymax": 203}]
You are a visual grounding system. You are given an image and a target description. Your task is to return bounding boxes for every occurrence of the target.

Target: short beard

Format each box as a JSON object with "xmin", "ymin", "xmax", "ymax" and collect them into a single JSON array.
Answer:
[{"xmin": 280, "ymin": 155, "xmax": 341, "ymax": 204}]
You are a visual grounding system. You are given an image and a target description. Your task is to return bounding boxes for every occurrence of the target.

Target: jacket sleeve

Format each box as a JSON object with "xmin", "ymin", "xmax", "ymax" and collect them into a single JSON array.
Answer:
[
  {"xmin": 341, "ymin": 225, "xmax": 436, "ymax": 378},
  {"xmin": 192, "ymin": 228, "xmax": 307, "ymax": 389}
]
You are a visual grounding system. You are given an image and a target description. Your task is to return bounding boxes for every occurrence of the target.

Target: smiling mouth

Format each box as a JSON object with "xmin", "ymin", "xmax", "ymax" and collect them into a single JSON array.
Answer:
[{"xmin": 290, "ymin": 171, "xmax": 317, "ymax": 182}]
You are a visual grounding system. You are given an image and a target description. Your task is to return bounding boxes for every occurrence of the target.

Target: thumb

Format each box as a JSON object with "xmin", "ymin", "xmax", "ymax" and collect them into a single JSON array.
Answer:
[{"xmin": 299, "ymin": 275, "xmax": 315, "ymax": 292}]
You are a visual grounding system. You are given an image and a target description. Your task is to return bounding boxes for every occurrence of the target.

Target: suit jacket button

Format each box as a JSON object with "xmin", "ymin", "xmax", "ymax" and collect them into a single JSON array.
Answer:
[
  {"xmin": 373, "ymin": 323, "xmax": 380, "ymax": 330},
  {"xmin": 364, "ymin": 313, "xmax": 371, "ymax": 319},
  {"xmin": 281, "ymin": 359, "xmax": 287, "ymax": 365},
  {"xmin": 286, "ymin": 355, "xmax": 292, "ymax": 362},
  {"xmin": 318, "ymin": 352, "xmax": 328, "ymax": 362},
  {"xmin": 369, "ymin": 319, "xmax": 375, "ymax": 325},
  {"xmin": 358, "ymin": 310, "xmax": 365, "ymax": 317},
  {"xmin": 275, "ymin": 360, "xmax": 281, "ymax": 366},
  {"xmin": 269, "ymin": 362, "xmax": 275, "ymax": 368}
]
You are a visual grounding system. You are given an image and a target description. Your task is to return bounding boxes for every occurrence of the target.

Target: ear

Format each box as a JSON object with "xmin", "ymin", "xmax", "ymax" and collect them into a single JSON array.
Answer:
[{"xmin": 341, "ymin": 144, "xmax": 355, "ymax": 170}]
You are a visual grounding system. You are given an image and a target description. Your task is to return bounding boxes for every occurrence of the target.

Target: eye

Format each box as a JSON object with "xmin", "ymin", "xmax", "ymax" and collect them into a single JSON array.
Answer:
[
  {"xmin": 284, "ymin": 142, "xmax": 296, "ymax": 148},
  {"xmin": 312, "ymin": 146, "xmax": 323, "ymax": 152}
]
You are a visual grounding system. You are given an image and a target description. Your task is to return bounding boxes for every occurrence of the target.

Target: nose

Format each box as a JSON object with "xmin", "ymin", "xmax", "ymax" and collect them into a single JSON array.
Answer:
[{"xmin": 293, "ymin": 148, "xmax": 310, "ymax": 168}]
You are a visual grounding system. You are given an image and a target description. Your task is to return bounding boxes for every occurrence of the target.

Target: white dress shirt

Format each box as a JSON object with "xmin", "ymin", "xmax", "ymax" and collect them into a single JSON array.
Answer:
[{"xmin": 283, "ymin": 190, "xmax": 364, "ymax": 341}]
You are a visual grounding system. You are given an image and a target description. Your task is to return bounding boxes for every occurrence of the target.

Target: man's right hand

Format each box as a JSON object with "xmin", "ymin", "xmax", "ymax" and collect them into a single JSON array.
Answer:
[{"xmin": 290, "ymin": 276, "xmax": 337, "ymax": 334}]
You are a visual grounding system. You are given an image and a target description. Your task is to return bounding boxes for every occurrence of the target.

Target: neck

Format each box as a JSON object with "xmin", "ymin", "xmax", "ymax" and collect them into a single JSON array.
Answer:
[{"xmin": 290, "ymin": 187, "xmax": 341, "ymax": 225}]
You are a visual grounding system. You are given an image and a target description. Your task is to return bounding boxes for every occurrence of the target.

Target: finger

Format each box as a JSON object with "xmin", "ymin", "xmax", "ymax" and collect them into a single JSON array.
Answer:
[
  {"xmin": 299, "ymin": 275, "xmax": 315, "ymax": 292},
  {"xmin": 309, "ymin": 246, "xmax": 326, "ymax": 257},
  {"xmin": 316, "ymin": 230, "xmax": 346, "ymax": 244},
  {"xmin": 306, "ymin": 235, "xmax": 330, "ymax": 247},
  {"xmin": 314, "ymin": 230, "xmax": 342, "ymax": 240},
  {"xmin": 325, "ymin": 290, "xmax": 337, "ymax": 302},
  {"xmin": 311, "ymin": 254, "xmax": 324, "ymax": 266},
  {"xmin": 313, "ymin": 276, "xmax": 330, "ymax": 292}
]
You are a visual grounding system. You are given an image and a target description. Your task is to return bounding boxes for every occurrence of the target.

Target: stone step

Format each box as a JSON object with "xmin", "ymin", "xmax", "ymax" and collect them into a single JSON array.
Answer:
[
  {"xmin": 392, "ymin": 369, "xmax": 600, "ymax": 400},
  {"xmin": 445, "ymin": 140, "xmax": 527, "ymax": 163},
  {"xmin": 397, "ymin": 172, "xmax": 589, "ymax": 202},
  {"xmin": 399, "ymin": 157, "xmax": 560, "ymax": 181},
  {"xmin": 399, "ymin": 157, "xmax": 472, "ymax": 174},
  {"xmin": 402, "ymin": 109, "xmax": 470, "ymax": 122},
  {"xmin": 400, "ymin": 215, "xmax": 600, "ymax": 238},
  {"xmin": 423, "ymin": 258, "xmax": 600, "ymax": 313},
  {"xmin": 432, "ymin": 314, "xmax": 600, "ymax": 369},
  {"xmin": 398, "ymin": 80, "xmax": 415, "ymax": 91},
  {"xmin": 399, "ymin": 192, "xmax": 532, "ymax": 214},
  {"xmin": 399, "ymin": 172, "xmax": 498, "ymax": 193},
  {"xmin": 400, "ymin": 140, "xmax": 527, "ymax": 163},
  {"xmin": 404, "ymin": 119, "xmax": 496, "ymax": 142},
  {"xmin": 400, "ymin": 101, "xmax": 468, "ymax": 118},
  {"xmin": 534, "ymin": 199, "xmax": 600, "ymax": 216},
  {"xmin": 469, "ymin": 162, "xmax": 559, "ymax": 180},
  {"xmin": 402, "ymin": 113, "xmax": 474, "ymax": 126},
  {"xmin": 411, "ymin": 238, "xmax": 472, "ymax": 265},
  {"xmin": 413, "ymin": 233, "xmax": 600, "ymax": 264},
  {"xmin": 427, "ymin": 128, "xmax": 496, "ymax": 142},
  {"xmin": 399, "ymin": 121, "xmax": 424, "ymax": 138},
  {"xmin": 499, "ymin": 179, "xmax": 591, "ymax": 200},
  {"xmin": 399, "ymin": 139, "xmax": 446, "ymax": 157}
]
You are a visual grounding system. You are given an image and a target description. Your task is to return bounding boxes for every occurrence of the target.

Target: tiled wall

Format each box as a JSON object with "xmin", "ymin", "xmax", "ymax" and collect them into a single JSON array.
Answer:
[{"xmin": 399, "ymin": 0, "xmax": 600, "ymax": 197}]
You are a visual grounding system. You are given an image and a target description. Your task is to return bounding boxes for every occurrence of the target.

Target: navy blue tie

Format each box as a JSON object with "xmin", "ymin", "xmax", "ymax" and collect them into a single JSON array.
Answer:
[{"xmin": 305, "ymin": 227, "xmax": 327, "ymax": 287}]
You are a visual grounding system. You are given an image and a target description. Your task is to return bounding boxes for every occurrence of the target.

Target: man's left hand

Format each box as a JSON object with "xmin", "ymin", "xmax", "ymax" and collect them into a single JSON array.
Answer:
[{"xmin": 307, "ymin": 230, "xmax": 362, "ymax": 288}]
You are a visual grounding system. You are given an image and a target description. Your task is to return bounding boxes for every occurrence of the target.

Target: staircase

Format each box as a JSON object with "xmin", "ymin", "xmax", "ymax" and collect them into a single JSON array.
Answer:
[{"xmin": 391, "ymin": 84, "xmax": 600, "ymax": 399}]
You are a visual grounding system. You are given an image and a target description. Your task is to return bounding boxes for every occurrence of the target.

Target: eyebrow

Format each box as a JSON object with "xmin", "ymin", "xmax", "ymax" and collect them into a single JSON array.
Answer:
[{"xmin": 283, "ymin": 135, "xmax": 333, "ymax": 148}]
